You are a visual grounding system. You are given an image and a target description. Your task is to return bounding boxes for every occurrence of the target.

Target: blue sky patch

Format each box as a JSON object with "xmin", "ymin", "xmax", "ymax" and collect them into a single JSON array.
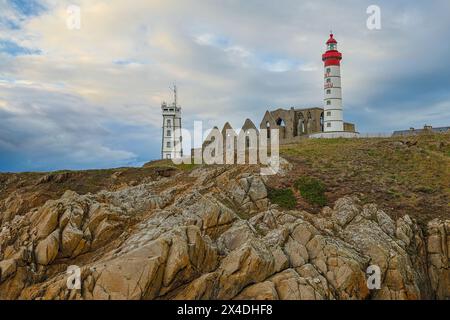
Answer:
[
  {"xmin": 9, "ymin": 0, "xmax": 46, "ymax": 17},
  {"xmin": 0, "ymin": 39, "xmax": 41, "ymax": 56}
]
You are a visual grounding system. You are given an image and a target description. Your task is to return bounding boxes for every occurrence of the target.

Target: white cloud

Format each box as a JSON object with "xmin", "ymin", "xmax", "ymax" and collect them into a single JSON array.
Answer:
[{"xmin": 1, "ymin": 0, "xmax": 450, "ymax": 170}]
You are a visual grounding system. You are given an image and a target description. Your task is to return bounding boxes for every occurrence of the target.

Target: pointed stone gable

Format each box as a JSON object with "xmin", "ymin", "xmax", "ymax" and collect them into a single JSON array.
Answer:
[
  {"xmin": 202, "ymin": 126, "xmax": 220, "ymax": 149},
  {"xmin": 221, "ymin": 122, "xmax": 237, "ymax": 140},
  {"xmin": 241, "ymin": 118, "xmax": 258, "ymax": 134}
]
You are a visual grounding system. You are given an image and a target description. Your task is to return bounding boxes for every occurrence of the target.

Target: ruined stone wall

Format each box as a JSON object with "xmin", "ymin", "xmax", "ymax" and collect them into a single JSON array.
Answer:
[
  {"xmin": 344, "ymin": 122, "xmax": 356, "ymax": 132},
  {"xmin": 294, "ymin": 108, "xmax": 323, "ymax": 136}
]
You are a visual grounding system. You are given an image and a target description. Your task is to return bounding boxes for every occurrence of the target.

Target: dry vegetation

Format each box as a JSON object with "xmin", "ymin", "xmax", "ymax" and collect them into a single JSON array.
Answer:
[
  {"xmin": 0, "ymin": 164, "xmax": 185, "ymax": 219},
  {"xmin": 1, "ymin": 133, "xmax": 448, "ymax": 225},
  {"xmin": 275, "ymin": 132, "xmax": 450, "ymax": 224}
]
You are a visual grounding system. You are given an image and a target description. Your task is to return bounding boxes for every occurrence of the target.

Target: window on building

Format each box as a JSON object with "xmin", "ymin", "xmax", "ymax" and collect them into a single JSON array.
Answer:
[
  {"xmin": 266, "ymin": 121, "xmax": 271, "ymax": 139},
  {"xmin": 327, "ymin": 123, "xmax": 331, "ymax": 127},
  {"xmin": 326, "ymin": 89, "xmax": 331, "ymax": 94},
  {"xmin": 167, "ymin": 129, "xmax": 171, "ymax": 136},
  {"xmin": 166, "ymin": 141, "xmax": 171, "ymax": 148},
  {"xmin": 326, "ymin": 78, "xmax": 331, "ymax": 83},
  {"xmin": 166, "ymin": 154, "xmax": 171, "ymax": 159},
  {"xmin": 167, "ymin": 119, "xmax": 171, "ymax": 126},
  {"xmin": 326, "ymin": 100, "xmax": 331, "ymax": 105},
  {"xmin": 326, "ymin": 68, "xmax": 331, "ymax": 73},
  {"xmin": 327, "ymin": 111, "xmax": 331, "ymax": 116}
]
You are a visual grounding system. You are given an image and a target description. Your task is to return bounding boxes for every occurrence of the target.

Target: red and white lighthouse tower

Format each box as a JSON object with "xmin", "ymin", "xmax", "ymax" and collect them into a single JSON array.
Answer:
[{"xmin": 322, "ymin": 33, "xmax": 344, "ymax": 132}]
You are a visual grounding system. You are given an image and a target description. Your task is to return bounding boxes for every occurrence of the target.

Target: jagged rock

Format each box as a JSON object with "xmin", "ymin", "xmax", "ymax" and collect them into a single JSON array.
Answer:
[
  {"xmin": 35, "ymin": 229, "xmax": 60, "ymax": 265},
  {"xmin": 173, "ymin": 272, "xmax": 219, "ymax": 300},
  {"xmin": 0, "ymin": 162, "xmax": 448, "ymax": 300},
  {"xmin": 160, "ymin": 226, "xmax": 218, "ymax": 294},
  {"xmin": 217, "ymin": 221, "xmax": 255, "ymax": 253},
  {"xmin": 217, "ymin": 240, "xmax": 275, "ymax": 299},
  {"xmin": 267, "ymin": 267, "xmax": 331, "ymax": 300},
  {"xmin": 36, "ymin": 172, "xmax": 73, "ymax": 185},
  {"xmin": 0, "ymin": 259, "xmax": 17, "ymax": 282},
  {"xmin": 61, "ymin": 224, "xmax": 84, "ymax": 257},
  {"xmin": 1, "ymin": 193, "xmax": 25, "ymax": 224},
  {"xmin": 305, "ymin": 234, "xmax": 369, "ymax": 299},
  {"xmin": 34, "ymin": 204, "xmax": 62, "ymax": 240},
  {"xmin": 91, "ymin": 219, "xmax": 122, "ymax": 250},
  {"xmin": 0, "ymin": 266, "xmax": 28, "ymax": 299},
  {"xmin": 332, "ymin": 197, "xmax": 360, "ymax": 227},
  {"xmin": 92, "ymin": 238, "xmax": 170, "ymax": 300},
  {"xmin": 284, "ymin": 237, "xmax": 309, "ymax": 267},
  {"xmin": 427, "ymin": 219, "xmax": 449, "ymax": 299},
  {"xmin": 234, "ymin": 281, "xmax": 278, "ymax": 300},
  {"xmin": 248, "ymin": 177, "xmax": 267, "ymax": 202},
  {"xmin": 376, "ymin": 210, "xmax": 395, "ymax": 237}
]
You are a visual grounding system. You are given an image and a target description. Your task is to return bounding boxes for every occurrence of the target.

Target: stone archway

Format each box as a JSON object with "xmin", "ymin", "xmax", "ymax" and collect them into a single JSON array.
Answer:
[
  {"xmin": 297, "ymin": 113, "xmax": 305, "ymax": 136},
  {"xmin": 306, "ymin": 112, "xmax": 312, "ymax": 133}
]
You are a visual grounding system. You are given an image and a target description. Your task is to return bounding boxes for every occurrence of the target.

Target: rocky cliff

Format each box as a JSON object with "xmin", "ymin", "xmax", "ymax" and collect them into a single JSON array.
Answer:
[{"xmin": 0, "ymin": 161, "xmax": 448, "ymax": 300}]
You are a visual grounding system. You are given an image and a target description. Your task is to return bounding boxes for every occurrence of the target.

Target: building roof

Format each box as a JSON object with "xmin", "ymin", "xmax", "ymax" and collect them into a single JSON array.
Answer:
[
  {"xmin": 393, "ymin": 126, "xmax": 450, "ymax": 136},
  {"xmin": 293, "ymin": 107, "xmax": 324, "ymax": 112}
]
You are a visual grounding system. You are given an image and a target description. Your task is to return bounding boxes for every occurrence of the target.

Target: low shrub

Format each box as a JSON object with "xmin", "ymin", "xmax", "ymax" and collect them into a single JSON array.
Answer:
[
  {"xmin": 294, "ymin": 176, "xmax": 327, "ymax": 206},
  {"xmin": 267, "ymin": 187, "xmax": 297, "ymax": 209}
]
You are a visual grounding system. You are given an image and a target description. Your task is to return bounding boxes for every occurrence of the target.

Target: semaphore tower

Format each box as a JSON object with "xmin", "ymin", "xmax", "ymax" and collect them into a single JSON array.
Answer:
[{"xmin": 161, "ymin": 85, "xmax": 183, "ymax": 159}]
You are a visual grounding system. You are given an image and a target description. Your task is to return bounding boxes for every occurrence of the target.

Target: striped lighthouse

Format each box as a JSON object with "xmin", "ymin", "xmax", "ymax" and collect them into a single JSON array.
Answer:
[{"xmin": 322, "ymin": 33, "xmax": 343, "ymax": 132}]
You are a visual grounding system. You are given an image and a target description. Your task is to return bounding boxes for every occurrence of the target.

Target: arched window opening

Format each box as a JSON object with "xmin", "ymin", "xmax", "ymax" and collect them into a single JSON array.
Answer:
[
  {"xmin": 297, "ymin": 113, "xmax": 305, "ymax": 136},
  {"xmin": 320, "ymin": 112, "xmax": 324, "ymax": 131},
  {"xmin": 276, "ymin": 118, "xmax": 286, "ymax": 127},
  {"xmin": 306, "ymin": 112, "xmax": 312, "ymax": 133},
  {"xmin": 296, "ymin": 112, "xmax": 305, "ymax": 136},
  {"xmin": 276, "ymin": 118, "xmax": 286, "ymax": 139}
]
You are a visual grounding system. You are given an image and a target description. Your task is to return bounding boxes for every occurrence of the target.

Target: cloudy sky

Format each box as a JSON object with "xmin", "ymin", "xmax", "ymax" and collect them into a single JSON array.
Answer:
[{"xmin": 1, "ymin": 0, "xmax": 449, "ymax": 172}]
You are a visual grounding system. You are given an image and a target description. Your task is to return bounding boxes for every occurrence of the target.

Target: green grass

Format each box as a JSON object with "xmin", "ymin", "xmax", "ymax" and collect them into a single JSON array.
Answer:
[
  {"xmin": 144, "ymin": 159, "xmax": 198, "ymax": 171},
  {"xmin": 279, "ymin": 133, "xmax": 450, "ymax": 222},
  {"xmin": 294, "ymin": 176, "xmax": 327, "ymax": 206},
  {"xmin": 267, "ymin": 187, "xmax": 297, "ymax": 209}
]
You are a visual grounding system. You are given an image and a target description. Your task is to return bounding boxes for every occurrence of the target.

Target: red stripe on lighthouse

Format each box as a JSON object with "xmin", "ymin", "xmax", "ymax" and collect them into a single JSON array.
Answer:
[{"xmin": 324, "ymin": 59, "xmax": 341, "ymax": 66}]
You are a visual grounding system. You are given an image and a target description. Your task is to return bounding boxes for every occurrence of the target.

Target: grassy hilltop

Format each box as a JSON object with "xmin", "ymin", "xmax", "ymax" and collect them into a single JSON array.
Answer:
[
  {"xmin": 273, "ymin": 133, "xmax": 450, "ymax": 224},
  {"xmin": 0, "ymin": 133, "xmax": 448, "ymax": 224}
]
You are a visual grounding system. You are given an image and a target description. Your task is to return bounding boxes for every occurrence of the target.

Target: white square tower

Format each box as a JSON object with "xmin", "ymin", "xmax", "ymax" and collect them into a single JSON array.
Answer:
[{"xmin": 161, "ymin": 86, "xmax": 183, "ymax": 159}]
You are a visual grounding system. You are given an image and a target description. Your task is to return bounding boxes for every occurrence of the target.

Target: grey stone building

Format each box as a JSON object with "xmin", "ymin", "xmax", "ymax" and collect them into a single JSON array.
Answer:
[
  {"xmin": 203, "ymin": 106, "xmax": 357, "ymax": 150},
  {"xmin": 393, "ymin": 125, "xmax": 450, "ymax": 136},
  {"xmin": 260, "ymin": 107, "xmax": 355, "ymax": 144}
]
